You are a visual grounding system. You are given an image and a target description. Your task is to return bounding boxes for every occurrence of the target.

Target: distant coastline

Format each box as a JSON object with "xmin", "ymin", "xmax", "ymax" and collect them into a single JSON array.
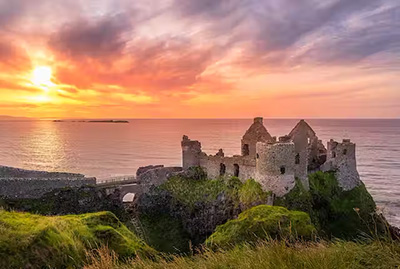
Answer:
[{"xmin": 53, "ymin": 120, "xmax": 129, "ymax": 123}]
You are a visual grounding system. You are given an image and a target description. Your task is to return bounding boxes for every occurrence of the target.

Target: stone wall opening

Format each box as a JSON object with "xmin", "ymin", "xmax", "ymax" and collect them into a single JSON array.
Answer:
[
  {"xmin": 295, "ymin": 153, "xmax": 300, "ymax": 164},
  {"xmin": 234, "ymin": 164, "xmax": 240, "ymax": 177},
  {"xmin": 122, "ymin": 193, "xmax": 136, "ymax": 203},
  {"xmin": 280, "ymin": 166, "xmax": 286, "ymax": 175},
  {"xmin": 242, "ymin": 144, "xmax": 250, "ymax": 156},
  {"xmin": 343, "ymin": 149, "xmax": 348, "ymax": 155},
  {"xmin": 220, "ymin": 163, "xmax": 226, "ymax": 176}
]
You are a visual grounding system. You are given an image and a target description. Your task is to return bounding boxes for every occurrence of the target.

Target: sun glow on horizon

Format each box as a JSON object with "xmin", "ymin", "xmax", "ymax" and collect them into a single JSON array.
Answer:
[{"xmin": 31, "ymin": 66, "xmax": 54, "ymax": 88}]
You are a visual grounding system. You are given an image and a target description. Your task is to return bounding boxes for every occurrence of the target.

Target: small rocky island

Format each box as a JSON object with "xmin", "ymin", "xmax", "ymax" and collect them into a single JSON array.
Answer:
[{"xmin": 0, "ymin": 118, "xmax": 399, "ymax": 268}]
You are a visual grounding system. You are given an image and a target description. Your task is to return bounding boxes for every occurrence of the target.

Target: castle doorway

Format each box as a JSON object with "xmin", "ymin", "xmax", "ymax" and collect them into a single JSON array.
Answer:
[
  {"xmin": 242, "ymin": 144, "xmax": 249, "ymax": 156},
  {"xmin": 220, "ymin": 163, "xmax": 226, "ymax": 176},
  {"xmin": 234, "ymin": 164, "xmax": 240, "ymax": 177}
]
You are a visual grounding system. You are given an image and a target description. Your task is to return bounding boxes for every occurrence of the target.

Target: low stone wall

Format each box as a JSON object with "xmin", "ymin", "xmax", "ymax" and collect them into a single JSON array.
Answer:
[
  {"xmin": 0, "ymin": 165, "xmax": 86, "ymax": 179},
  {"xmin": 0, "ymin": 177, "xmax": 96, "ymax": 199},
  {"xmin": 137, "ymin": 165, "xmax": 183, "ymax": 191},
  {"xmin": 0, "ymin": 165, "xmax": 96, "ymax": 199}
]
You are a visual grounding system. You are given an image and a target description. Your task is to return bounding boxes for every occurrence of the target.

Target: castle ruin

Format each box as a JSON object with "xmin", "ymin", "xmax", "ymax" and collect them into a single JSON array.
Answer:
[{"xmin": 182, "ymin": 118, "xmax": 361, "ymax": 196}]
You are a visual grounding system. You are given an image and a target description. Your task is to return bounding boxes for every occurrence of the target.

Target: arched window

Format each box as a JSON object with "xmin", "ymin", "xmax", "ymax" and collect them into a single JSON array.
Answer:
[
  {"xmin": 220, "ymin": 163, "xmax": 226, "ymax": 176},
  {"xmin": 242, "ymin": 144, "xmax": 250, "ymax": 156},
  {"xmin": 122, "ymin": 193, "xmax": 136, "ymax": 203},
  {"xmin": 332, "ymin": 151, "xmax": 336, "ymax": 158},
  {"xmin": 280, "ymin": 166, "xmax": 286, "ymax": 175},
  {"xmin": 234, "ymin": 164, "xmax": 240, "ymax": 177},
  {"xmin": 295, "ymin": 153, "xmax": 300, "ymax": 164},
  {"xmin": 343, "ymin": 149, "xmax": 348, "ymax": 155}
]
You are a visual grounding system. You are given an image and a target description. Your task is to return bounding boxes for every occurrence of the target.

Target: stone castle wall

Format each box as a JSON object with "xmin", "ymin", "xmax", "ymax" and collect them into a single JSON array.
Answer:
[
  {"xmin": 255, "ymin": 142, "xmax": 296, "ymax": 196},
  {"xmin": 322, "ymin": 139, "xmax": 360, "ymax": 190},
  {"xmin": 0, "ymin": 178, "xmax": 96, "ymax": 199},
  {"xmin": 199, "ymin": 155, "xmax": 256, "ymax": 181},
  {"xmin": 0, "ymin": 165, "xmax": 96, "ymax": 199}
]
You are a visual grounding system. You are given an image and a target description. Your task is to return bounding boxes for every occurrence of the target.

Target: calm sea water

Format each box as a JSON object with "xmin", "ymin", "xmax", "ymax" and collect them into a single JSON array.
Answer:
[{"xmin": 0, "ymin": 119, "xmax": 399, "ymax": 226}]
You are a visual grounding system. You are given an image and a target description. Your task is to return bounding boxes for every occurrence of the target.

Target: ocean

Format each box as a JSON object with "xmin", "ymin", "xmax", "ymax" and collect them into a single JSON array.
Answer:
[{"xmin": 0, "ymin": 119, "xmax": 399, "ymax": 227}]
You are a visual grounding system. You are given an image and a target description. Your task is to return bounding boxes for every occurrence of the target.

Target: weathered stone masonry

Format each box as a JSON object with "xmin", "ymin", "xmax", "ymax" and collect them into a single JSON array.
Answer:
[
  {"xmin": 0, "ymin": 165, "xmax": 96, "ymax": 199},
  {"xmin": 182, "ymin": 118, "xmax": 361, "ymax": 197}
]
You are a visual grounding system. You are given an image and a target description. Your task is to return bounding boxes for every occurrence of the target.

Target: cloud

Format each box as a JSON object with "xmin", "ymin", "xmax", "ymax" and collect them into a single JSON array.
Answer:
[
  {"xmin": 296, "ymin": 3, "xmax": 400, "ymax": 65},
  {"xmin": 49, "ymin": 13, "xmax": 132, "ymax": 62},
  {"xmin": 0, "ymin": 40, "xmax": 31, "ymax": 71}
]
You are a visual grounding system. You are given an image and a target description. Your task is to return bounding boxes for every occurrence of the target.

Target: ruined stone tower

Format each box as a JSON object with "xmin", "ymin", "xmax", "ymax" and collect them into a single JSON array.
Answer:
[
  {"xmin": 255, "ymin": 140, "xmax": 296, "ymax": 197},
  {"xmin": 181, "ymin": 135, "xmax": 204, "ymax": 170},
  {"xmin": 322, "ymin": 139, "xmax": 361, "ymax": 190},
  {"xmin": 241, "ymin": 117, "xmax": 275, "ymax": 157}
]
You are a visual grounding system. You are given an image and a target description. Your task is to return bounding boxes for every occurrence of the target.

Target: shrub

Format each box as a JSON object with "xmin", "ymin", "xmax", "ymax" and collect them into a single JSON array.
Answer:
[{"xmin": 205, "ymin": 205, "xmax": 315, "ymax": 248}]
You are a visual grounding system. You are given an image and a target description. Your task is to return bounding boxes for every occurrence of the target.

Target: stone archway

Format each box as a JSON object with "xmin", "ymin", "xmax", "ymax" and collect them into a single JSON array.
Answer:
[{"xmin": 122, "ymin": 193, "xmax": 136, "ymax": 203}]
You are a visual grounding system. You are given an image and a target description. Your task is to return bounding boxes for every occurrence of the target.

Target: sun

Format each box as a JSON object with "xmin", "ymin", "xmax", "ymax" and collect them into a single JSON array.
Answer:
[{"xmin": 31, "ymin": 66, "xmax": 53, "ymax": 87}]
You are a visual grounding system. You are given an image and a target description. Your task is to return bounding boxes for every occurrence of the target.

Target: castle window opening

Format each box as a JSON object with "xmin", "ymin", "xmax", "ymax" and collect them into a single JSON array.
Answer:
[
  {"xmin": 332, "ymin": 151, "xmax": 336, "ymax": 158},
  {"xmin": 343, "ymin": 149, "xmax": 348, "ymax": 155},
  {"xmin": 122, "ymin": 193, "xmax": 136, "ymax": 203},
  {"xmin": 242, "ymin": 144, "xmax": 250, "ymax": 156},
  {"xmin": 295, "ymin": 153, "xmax": 300, "ymax": 164},
  {"xmin": 220, "ymin": 163, "xmax": 226, "ymax": 176},
  {"xmin": 280, "ymin": 166, "xmax": 286, "ymax": 175},
  {"xmin": 234, "ymin": 164, "xmax": 240, "ymax": 177},
  {"xmin": 256, "ymin": 153, "xmax": 259, "ymax": 159}
]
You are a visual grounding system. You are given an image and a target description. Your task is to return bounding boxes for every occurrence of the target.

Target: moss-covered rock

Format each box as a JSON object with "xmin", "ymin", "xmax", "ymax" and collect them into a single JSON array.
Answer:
[
  {"xmin": 276, "ymin": 171, "xmax": 385, "ymax": 239},
  {"xmin": 308, "ymin": 171, "xmax": 382, "ymax": 238},
  {"xmin": 138, "ymin": 176, "xmax": 273, "ymax": 248},
  {"xmin": 206, "ymin": 205, "xmax": 315, "ymax": 248},
  {"xmin": 274, "ymin": 178, "xmax": 313, "ymax": 214},
  {"xmin": 0, "ymin": 210, "xmax": 155, "ymax": 268},
  {"xmin": 239, "ymin": 179, "xmax": 270, "ymax": 210}
]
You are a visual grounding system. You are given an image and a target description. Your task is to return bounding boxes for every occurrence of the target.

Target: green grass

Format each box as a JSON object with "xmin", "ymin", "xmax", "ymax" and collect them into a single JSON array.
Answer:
[
  {"xmin": 85, "ymin": 239, "xmax": 400, "ymax": 269},
  {"xmin": 0, "ymin": 210, "xmax": 154, "ymax": 268},
  {"xmin": 159, "ymin": 176, "xmax": 230, "ymax": 210},
  {"xmin": 205, "ymin": 205, "xmax": 315, "ymax": 248},
  {"xmin": 238, "ymin": 179, "xmax": 270, "ymax": 209},
  {"xmin": 135, "ymin": 214, "xmax": 191, "ymax": 254}
]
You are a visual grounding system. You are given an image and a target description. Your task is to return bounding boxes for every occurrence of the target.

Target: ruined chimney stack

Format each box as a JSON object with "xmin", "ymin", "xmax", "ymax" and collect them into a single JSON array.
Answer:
[{"xmin": 254, "ymin": 117, "xmax": 263, "ymax": 124}]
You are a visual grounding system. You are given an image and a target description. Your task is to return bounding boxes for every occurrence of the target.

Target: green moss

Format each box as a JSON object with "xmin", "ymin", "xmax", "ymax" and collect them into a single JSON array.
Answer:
[
  {"xmin": 137, "ymin": 214, "xmax": 191, "ymax": 254},
  {"xmin": 0, "ymin": 210, "xmax": 154, "ymax": 268},
  {"xmin": 274, "ymin": 178, "xmax": 313, "ymax": 214},
  {"xmin": 308, "ymin": 171, "xmax": 380, "ymax": 238},
  {"xmin": 159, "ymin": 176, "xmax": 228, "ymax": 209},
  {"xmin": 239, "ymin": 179, "xmax": 269, "ymax": 208},
  {"xmin": 206, "ymin": 205, "xmax": 315, "ymax": 248}
]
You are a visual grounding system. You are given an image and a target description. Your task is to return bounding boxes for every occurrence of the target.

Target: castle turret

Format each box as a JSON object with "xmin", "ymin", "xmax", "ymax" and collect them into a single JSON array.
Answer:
[
  {"xmin": 255, "ymin": 141, "xmax": 296, "ymax": 197},
  {"xmin": 181, "ymin": 135, "xmax": 203, "ymax": 170},
  {"xmin": 241, "ymin": 117, "xmax": 275, "ymax": 158},
  {"xmin": 321, "ymin": 139, "xmax": 361, "ymax": 190}
]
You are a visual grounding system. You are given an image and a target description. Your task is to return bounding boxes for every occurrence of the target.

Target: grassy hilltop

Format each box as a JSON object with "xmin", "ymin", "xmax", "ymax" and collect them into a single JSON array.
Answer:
[
  {"xmin": 0, "ymin": 170, "xmax": 399, "ymax": 268},
  {"xmin": 0, "ymin": 211, "xmax": 154, "ymax": 268}
]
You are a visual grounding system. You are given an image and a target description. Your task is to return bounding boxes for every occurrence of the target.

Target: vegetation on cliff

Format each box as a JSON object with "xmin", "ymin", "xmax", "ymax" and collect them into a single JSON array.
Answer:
[
  {"xmin": 0, "ymin": 210, "xmax": 154, "ymax": 268},
  {"xmin": 275, "ymin": 171, "xmax": 385, "ymax": 239},
  {"xmin": 205, "ymin": 205, "xmax": 315, "ymax": 248},
  {"xmin": 136, "ymin": 171, "xmax": 272, "ymax": 252}
]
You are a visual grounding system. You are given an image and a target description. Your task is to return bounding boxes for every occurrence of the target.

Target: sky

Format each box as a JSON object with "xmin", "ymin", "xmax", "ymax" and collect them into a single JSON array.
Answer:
[{"xmin": 0, "ymin": 0, "xmax": 399, "ymax": 119}]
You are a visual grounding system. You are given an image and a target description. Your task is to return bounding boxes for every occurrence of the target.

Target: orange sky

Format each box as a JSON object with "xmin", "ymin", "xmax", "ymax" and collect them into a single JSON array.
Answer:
[{"xmin": 0, "ymin": 0, "xmax": 399, "ymax": 119}]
